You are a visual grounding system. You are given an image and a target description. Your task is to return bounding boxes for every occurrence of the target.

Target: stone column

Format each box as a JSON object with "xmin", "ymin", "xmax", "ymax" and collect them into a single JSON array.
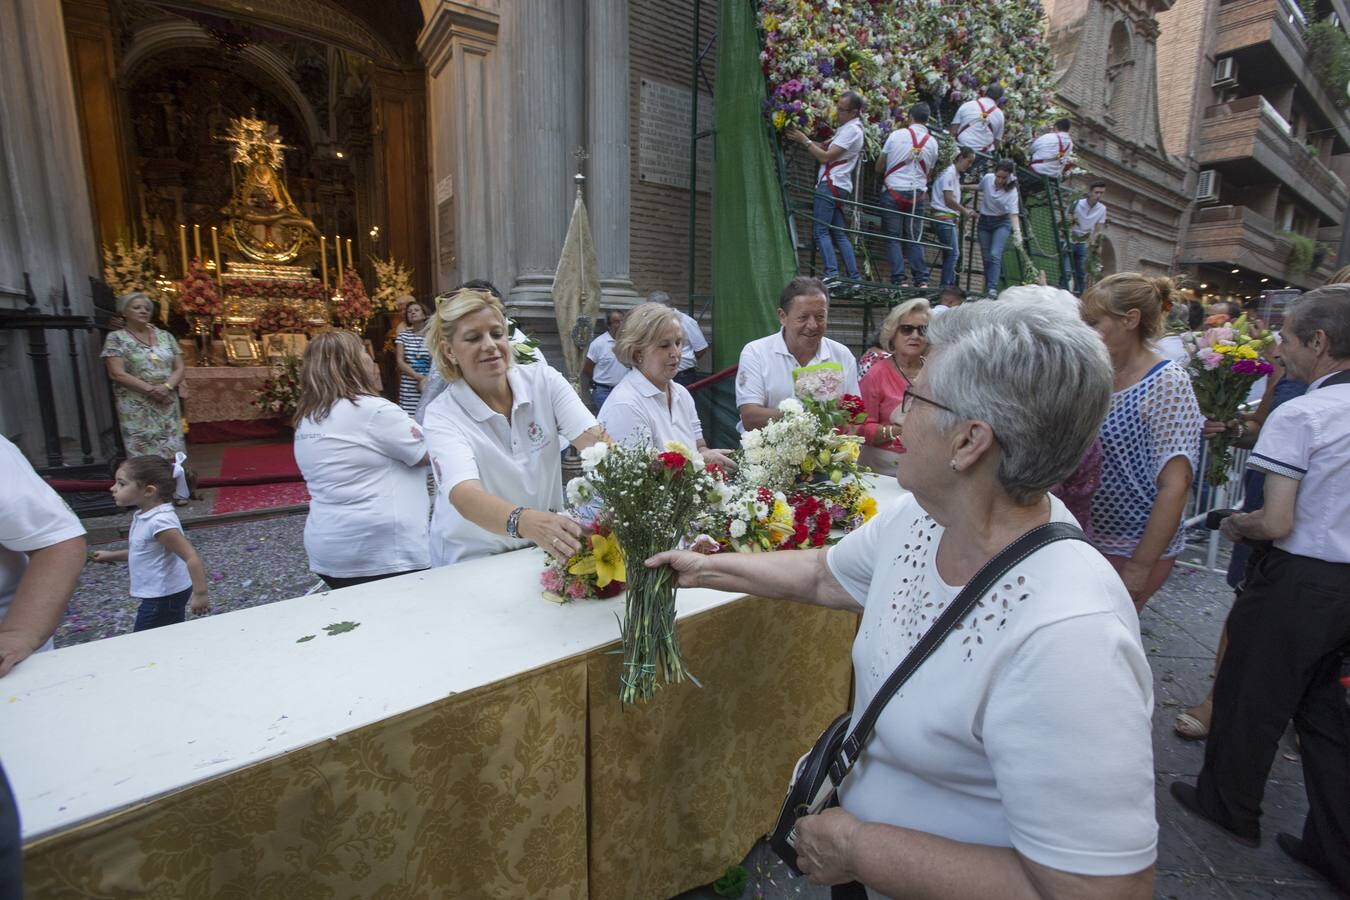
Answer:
[
  {"xmin": 0, "ymin": 0, "xmax": 111, "ymax": 462},
  {"xmin": 587, "ymin": 0, "xmax": 639, "ymax": 307},
  {"xmin": 508, "ymin": 0, "xmax": 570, "ymax": 310}
]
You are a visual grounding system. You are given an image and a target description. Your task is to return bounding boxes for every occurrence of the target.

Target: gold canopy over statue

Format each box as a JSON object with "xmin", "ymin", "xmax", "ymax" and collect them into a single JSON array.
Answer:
[{"xmin": 219, "ymin": 116, "xmax": 319, "ymax": 263}]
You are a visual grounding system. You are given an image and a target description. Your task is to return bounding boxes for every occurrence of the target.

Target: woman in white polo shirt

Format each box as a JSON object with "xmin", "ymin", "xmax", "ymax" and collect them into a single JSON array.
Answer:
[
  {"xmin": 423, "ymin": 289, "xmax": 609, "ymax": 566},
  {"xmin": 598, "ymin": 302, "xmax": 735, "ymax": 470},
  {"xmin": 976, "ymin": 159, "xmax": 1021, "ymax": 298},
  {"xmin": 293, "ymin": 331, "xmax": 431, "ymax": 590}
]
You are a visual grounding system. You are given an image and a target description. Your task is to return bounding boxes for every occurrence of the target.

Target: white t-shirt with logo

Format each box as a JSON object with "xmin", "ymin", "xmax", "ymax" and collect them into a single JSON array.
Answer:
[
  {"xmin": 585, "ymin": 332, "xmax": 629, "ymax": 388},
  {"xmin": 952, "ymin": 97, "xmax": 1005, "ymax": 151},
  {"xmin": 294, "ymin": 397, "xmax": 430, "ymax": 579},
  {"xmin": 826, "ymin": 493, "xmax": 1156, "ymax": 885},
  {"xmin": 929, "ymin": 164, "xmax": 962, "ymax": 216},
  {"xmin": 0, "ymin": 436, "xmax": 86, "ymax": 651},
  {"xmin": 599, "ymin": 369, "xmax": 703, "ymax": 450},
  {"xmin": 424, "ymin": 363, "xmax": 597, "ymax": 565},
  {"xmin": 816, "ymin": 118, "xmax": 865, "ymax": 195},
  {"xmin": 1073, "ymin": 199, "xmax": 1108, "ymax": 240},
  {"xmin": 880, "ymin": 125, "xmax": 938, "ymax": 192},
  {"xmin": 735, "ymin": 330, "xmax": 860, "ymax": 432},
  {"xmin": 128, "ymin": 503, "xmax": 191, "ymax": 598}
]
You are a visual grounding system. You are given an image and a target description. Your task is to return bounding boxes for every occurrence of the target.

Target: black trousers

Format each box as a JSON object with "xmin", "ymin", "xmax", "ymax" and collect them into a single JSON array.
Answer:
[
  {"xmin": 1197, "ymin": 547, "xmax": 1350, "ymax": 890},
  {"xmin": 317, "ymin": 569, "xmax": 426, "ymax": 591},
  {"xmin": 0, "ymin": 760, "xmax": 21, "ymax": 900}
]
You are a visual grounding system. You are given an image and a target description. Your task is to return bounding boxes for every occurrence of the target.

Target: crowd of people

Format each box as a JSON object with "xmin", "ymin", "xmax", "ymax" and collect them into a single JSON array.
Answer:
[{"xmin": 2, "ymin": 257, "xmax": 1348, "ymax": 898}]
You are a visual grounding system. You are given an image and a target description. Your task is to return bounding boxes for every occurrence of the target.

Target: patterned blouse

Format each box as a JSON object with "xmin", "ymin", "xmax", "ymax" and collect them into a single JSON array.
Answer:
[
  {"xmin": 101, "ymin": 327, "xmax": 185, "ymax": 459},
  {"xmin": 1090, "ymin": 360, "xmax": 1203, "ymax": 559}
]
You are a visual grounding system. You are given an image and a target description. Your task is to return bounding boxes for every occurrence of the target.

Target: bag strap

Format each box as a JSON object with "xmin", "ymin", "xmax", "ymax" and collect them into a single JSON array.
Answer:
[
  {"xmin": 1313, "ymin": 369, "xmax": 1350, "ymax": 390},
  {"xmin": 827, "ymin": 520, "xmax": 1085, "ymax": 786}
]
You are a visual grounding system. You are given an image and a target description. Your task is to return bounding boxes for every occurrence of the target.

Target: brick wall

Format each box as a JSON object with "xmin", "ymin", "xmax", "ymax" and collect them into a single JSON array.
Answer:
[
  {"xmin": 1156, "ymin": 0, "xmax": 1212, "ymax": 160},
  {"xmin": 628, "ymin": 0, "xmax": 719, "ymax": 308}
]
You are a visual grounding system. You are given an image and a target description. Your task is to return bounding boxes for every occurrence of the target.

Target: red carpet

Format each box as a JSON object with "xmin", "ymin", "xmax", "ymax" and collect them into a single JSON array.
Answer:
[{"xmin": 210, "ymin": 443, "xmax": 310, "ymax": 514}]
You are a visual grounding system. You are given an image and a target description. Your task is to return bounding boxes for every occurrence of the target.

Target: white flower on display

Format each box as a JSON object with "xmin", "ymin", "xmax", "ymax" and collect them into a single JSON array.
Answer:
[
  {"xmin": 566, "ymin": 477, "xmax": 593, "ymax": 507},
  {"xmin": 729, "ymin": 519, "xmax": 748, "ymax": 539},
  {"xmin": 580, "ymin": 442, "xmax": 609, "ymax": 472},
  {"xmin": 777, "ymin": 398, "xmax": 804, "ymax": 415}
]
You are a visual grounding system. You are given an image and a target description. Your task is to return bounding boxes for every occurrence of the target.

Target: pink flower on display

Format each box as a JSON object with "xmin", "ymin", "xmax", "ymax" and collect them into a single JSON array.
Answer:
[
  {"xmin": 1200, "ymin": 350, "xmax": 1224, "ymax": 370},
  {"xmin": 540, "ymin": 567, "xmax": 564, "ymax": 592},
  {"xmin": 566, "ymin": 579, "xmax": 588, "ymax": 600}
]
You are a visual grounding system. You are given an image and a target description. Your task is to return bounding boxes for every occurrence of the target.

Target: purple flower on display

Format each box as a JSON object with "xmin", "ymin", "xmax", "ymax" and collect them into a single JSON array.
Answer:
[
  {"xmin": 1231, "ymin": 358, "xmax": 1274, "ymax": 375},
  {"xmin": 818, "ymin": 58, "xmax": 834, "ymax": 76}
]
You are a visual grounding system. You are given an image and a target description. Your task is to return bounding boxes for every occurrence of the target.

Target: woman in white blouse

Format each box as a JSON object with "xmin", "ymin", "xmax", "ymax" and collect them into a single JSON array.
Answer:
[
  {"xmin": 292, "ymin": 331, "xmax": 430, "ymax": 590},
  {"xmin": 598, "ymin": 302, "xmax": 736, "ymax": 471},
  {"xmin": 976, "ymin": 159, "xmax": 1021, "ymax": 298},
  {"xmin": 422, "ymin": 289, "xmax": 608, "ymax": 566}
]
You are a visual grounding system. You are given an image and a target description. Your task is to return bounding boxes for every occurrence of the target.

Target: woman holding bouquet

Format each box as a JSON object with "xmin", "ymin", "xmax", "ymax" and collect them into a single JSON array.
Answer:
[
  {"xmin": 1082, "ymin": 273, "xmax": 1204, "ymax": 611},
  {"xmin": 101, "ymin": 291, "xmax": 186, "ymax": 460},
  {"xmin": 598, "ymin": 302, "xmax": 735, "ymax": 471},
  {"xmin": 650, "ymin": 293, "xmax": 1156, "ymax": 898},
  {"xmin": 859, "ymin": 299, "xmax": 931, "ymax": 454},
  {"xmin": 422, "ymin": 289, "xmax": 609, "ymax": 566}
]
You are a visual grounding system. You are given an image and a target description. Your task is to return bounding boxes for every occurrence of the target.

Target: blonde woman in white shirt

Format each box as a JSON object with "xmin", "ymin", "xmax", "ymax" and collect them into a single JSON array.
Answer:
[
  {"xmin": 292, "ymin": 331, "xmax": 431, "ymax": 589},
  {"xmin": 598, "ymin": 302, "xmax": 736, "ymax": 472},
  {"xmin": 422, "ymin": 289, "xmax": 609, "ymax": 566},
  {"xmin": 976, "ymin": 159, "xmax": 1021, "ymax": 298}
]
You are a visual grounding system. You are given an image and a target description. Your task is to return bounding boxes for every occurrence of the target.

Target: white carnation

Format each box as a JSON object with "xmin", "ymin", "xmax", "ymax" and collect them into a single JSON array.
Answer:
[
  {"xmin": 729, "ymin": 519, "xmax": 747, "ymax": 538},
  {"xmin": 566, "ymin": 477, "xmax": 592, "ymax": 506},
  {"xmin": 580, "ymin": 442, "xmax": 609, "ymax": 471},
  {"xmin": 777, "ymin": 397, "xmax": 804, "ymax": 415}
]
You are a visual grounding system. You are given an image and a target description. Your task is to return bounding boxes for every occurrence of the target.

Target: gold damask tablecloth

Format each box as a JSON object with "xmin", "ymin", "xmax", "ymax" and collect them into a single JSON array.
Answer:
[
  {"xmin": 22, "ymin": 598, "xmax": 856, "ymax": 899},
  {"xmin": 179, "ymin": 365, "xmax": 278, "ymax": 423}
]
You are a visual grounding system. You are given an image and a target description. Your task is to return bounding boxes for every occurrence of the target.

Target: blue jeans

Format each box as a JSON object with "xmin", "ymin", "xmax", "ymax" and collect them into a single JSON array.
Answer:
[
  {"xmin": 591, "ymin": 383, "xmax": 615, "ymax": 412},
  {"xmin": 1070, "ymin": 241, "xmax": 1089, "ymax": 294},
  {"xmin": 977, "ymin": 214, "xmax": 1012, "ymax": 296},
  {"xmin": 133, "ymin": 585, "xmax": 191, "ymax": 632},
  {"xmin": 933, "ymin": 218, "xmax": 960, "ymax": 288},
  {"xmin": 880, "ymin": 190, "xmax": 929, "ymax": 285},
  {"xmin": 812, "ymin": 183, "xmax": 860, "ymax": 279}
]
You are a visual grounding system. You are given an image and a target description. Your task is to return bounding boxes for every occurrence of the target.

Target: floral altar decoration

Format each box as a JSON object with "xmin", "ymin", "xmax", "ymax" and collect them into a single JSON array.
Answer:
[
  {"xmin": 334, "ymin": 268, "xmax": 373, "ymax": 330},
  {"xmin": 1181, "ymin": 315, "xmax": 1275, "ymax": 486},
  {"xmin": 371, "ymin": 256, "xmax": 415, "ymax": 313},
  {"xmin": 225, "ymin": 278, "xmax": 327, "ymax": 304},
  {"xmin": 759, "ymin": 0, "xmax": 1059, "ymax": 152},
  {"xmin": 102, "ymin": 235, "xmax": 164, "ymax": 311},
  {"xmin": 254, "ymin": 301, "xmax": 309, "ymax": 335},
  {"xmin": 250, "ymin": 354, "xmax": 302, "ymax": 421},
  {"xmin": 175, "ymin": 258, "xmax": 221, "ymax": 317}
]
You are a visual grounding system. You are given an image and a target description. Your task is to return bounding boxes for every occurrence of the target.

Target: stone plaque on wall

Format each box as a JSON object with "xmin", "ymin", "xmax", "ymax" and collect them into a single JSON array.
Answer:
[{"xmin": 639, "ymin": 78, "xmax": 713, "ymax": 192}]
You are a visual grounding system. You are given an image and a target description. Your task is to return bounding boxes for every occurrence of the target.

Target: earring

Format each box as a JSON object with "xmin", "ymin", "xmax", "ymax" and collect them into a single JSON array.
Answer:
[{"xmin": 949, "ymin": 458, "xmax": 958, "ymax": 470}]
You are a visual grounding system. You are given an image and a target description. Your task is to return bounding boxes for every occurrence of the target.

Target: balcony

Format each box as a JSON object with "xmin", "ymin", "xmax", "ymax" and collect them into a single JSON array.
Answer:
[
  {"xmin": 1183, "ymin": 204, "xmax": 1333, "ymax": 289},
  {"xmin": 1216, "ymin": 0, "xmax": 1350, "ymax": 145},
  {"xmin": 1198, "ymin": 95, "xmax": 1349, "ymax": 222}
]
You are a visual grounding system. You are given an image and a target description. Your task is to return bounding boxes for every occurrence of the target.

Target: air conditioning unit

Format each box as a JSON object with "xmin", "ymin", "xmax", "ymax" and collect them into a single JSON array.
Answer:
[
  {"xmin": 1212, "ymin": 56, "xmax": 1238, "ymax": 89},
  {"xmin": 1196, "ymin": 169, "xmax": 1221, "ymax": 203}
]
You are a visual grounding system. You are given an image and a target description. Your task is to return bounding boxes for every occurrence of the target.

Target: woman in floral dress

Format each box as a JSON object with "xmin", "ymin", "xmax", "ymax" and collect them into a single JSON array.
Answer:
[{"xmin": 101, "ymin": 292, "xmax": 186, "ymax": 459}]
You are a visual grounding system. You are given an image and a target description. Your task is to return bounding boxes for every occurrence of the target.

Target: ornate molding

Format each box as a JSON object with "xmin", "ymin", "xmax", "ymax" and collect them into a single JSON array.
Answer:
[
  {"xmin": 417, "ymin": 0, "xmax": 499, "ymax": 75},
  {"xmin": 153, "ymin": 0, "xmax": 400, "ymax": 63}
]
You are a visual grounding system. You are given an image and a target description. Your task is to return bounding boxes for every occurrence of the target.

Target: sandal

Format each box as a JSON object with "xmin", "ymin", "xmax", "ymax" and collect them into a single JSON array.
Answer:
[{"xmin": 1174, "ymin": 711, "xmax": 1209, "ymax": 741}]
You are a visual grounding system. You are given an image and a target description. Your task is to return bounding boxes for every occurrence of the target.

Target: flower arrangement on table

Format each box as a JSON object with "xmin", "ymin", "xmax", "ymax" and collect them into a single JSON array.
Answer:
[
  {"xmin": 370, "ymin": 255, "xmax": 414, "ymax": 313},
  {"xmin": 564, "ymin": 440, "xmax": 726, "ymax": 704},
  {"xmin": 759, "ymin": 0, "xmax": 1059, "ymax": 152},
  {"xmin": 251, "ymin": 354, "xmax": 302, "ymax": 420},
  {"xmin": 176, "ymin": 258, "xmax": 221, "ymax": 317},
  {"xmin": 334, "ymin": 268, "xmax": 373, "ymax": 329},
  {"xmin": 254, "ymin": 300, "xmax": 309, "ymax": 335},
  {"xmin": 1181, "ymin": 314, "xmax": 1275, "ymax": 486},
  {"xmin": 540, "ymin": 521, "xmax": 627, "ymax": 602}
]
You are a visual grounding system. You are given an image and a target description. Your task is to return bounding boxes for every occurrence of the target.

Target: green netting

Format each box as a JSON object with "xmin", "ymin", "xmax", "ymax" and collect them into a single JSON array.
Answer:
[{"xmin": 711, "ymin": 0, "xmax": 797, "ymax": 372}]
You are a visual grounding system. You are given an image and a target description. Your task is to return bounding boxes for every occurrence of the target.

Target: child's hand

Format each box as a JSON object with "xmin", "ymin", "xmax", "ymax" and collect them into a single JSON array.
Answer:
[
  {"xmin": 90, "ymin": 551, "xmax": 116, "ymax": 564},
  {"xmin": 189, "ymin": 590, "xmax": 209, "ymax": 616}
]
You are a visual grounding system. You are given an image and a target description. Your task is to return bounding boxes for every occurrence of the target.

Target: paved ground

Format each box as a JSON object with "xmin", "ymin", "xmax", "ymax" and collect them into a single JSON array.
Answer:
[{"xmin": 57, "ymin": 518, "xmax": 1342, "ymax": 898}]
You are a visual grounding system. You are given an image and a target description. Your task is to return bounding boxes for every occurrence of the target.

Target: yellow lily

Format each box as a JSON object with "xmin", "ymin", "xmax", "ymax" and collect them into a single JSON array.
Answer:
[{"xmin": 568, "ymin": 531, "xmax": 627, "ymax": 588}]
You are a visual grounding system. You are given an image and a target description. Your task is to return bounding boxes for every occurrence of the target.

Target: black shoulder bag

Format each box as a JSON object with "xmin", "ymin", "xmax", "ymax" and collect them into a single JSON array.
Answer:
[{"xmin": 769, "ymin": 521, "xmax": 1086, "ymax": 874}]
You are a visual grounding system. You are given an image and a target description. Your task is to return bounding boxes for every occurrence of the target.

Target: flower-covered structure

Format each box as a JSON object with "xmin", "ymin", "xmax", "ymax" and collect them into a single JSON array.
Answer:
[
  {"xmin": 759, "ymin": 0, "xmax": 1059, "ymax": 152},
  {"xmin": 175, "ymin": 258, "xmax": 221, "ymax": 317},
  {"xmin": 334, "ymin": 268, "xmax": 373, "ymax": 327}
]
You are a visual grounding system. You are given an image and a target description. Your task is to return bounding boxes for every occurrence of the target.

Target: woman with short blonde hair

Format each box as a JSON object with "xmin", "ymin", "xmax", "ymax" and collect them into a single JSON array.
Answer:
[
  {"xmin": 293, "ymin": 331, "xmax": 430, "ymax": 590},
  {"xmin": 422, "ymin": 288, "xmax": 609, "ymax": 565},
  {"xmin": 599, "ymin": 302, "xmax": 735, "ymax": 470},
  {"xmin": 859, "ymin": 298, "xmax": 932, "ymax": 454}
]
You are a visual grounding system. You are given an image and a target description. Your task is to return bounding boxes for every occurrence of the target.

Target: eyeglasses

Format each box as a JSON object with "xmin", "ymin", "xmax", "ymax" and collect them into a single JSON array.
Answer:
[
  {"xmin": 897, "ymin": 324, "xmax": 928, "ymax": 337},
  {"xmin": 900, "ymin": 389, "xmax": 954, "ymax": 416}
]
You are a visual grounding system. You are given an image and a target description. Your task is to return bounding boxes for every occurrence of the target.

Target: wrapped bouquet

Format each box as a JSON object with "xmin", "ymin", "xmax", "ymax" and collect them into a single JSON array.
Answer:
[{"xmin": 1181, "ymin": 314, "xmax": 1275, "ymax": 485}]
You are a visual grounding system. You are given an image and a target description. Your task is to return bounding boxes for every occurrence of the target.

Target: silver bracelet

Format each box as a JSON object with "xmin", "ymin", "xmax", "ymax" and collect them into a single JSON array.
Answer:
[{"xmin": 506, "ymin": 506, "xmax": 526, "ymax": 539}]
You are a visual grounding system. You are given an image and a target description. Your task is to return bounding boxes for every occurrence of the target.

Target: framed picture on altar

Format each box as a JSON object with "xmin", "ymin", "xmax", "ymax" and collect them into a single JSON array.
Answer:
[
  {"xmin": 264, "ymin": 332, "xmax": 308, "ymax": 362},
  {"xmin": 221, "ymin": 326, "xmax": 262, "ymax": 366}
]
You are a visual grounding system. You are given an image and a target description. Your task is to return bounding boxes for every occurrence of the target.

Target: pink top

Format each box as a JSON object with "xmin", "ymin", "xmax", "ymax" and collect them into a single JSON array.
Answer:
[{"xmin": 860, "ymin": 358, "xmax": 909, "ymax": 452}]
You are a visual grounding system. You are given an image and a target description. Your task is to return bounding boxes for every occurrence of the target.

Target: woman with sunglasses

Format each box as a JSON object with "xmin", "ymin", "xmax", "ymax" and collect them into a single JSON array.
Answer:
[{"xmin": 859, "ymin": 299, "xmax": 931, "ymax": 454}]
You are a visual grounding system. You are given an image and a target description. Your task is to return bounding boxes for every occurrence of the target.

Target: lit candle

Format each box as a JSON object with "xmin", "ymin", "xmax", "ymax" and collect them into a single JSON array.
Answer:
[
  {"xmin": 193, "ymin": 224, "xmax": 202, "ymax": 262},
  {"xmin": 178, "ymin": 225, "xmax": 188, "ymax": 277},
  {"xmin": 346, "ymin": 238, "xmax": 354, "ymax": 273},
  {"xmin": 320, "ymin": 236, "xmax": 328, "ymax": 291},
  {"xmin": 335, "ymin": 234, "xmax": 343, "ymax": 282},
  {"xmin": 211, "ymin": 226, "xmax": 222, "ymax": 278}
]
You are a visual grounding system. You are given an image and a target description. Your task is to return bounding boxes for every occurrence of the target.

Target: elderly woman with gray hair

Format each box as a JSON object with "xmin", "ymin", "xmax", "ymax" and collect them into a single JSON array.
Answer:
[
  {"xmin": 650, "ymin": 290, "xmax": 1156, "ymax": 899},
  {"xmin": 101, "ymin": 291, "xmax": 186, "ymax": 459}
]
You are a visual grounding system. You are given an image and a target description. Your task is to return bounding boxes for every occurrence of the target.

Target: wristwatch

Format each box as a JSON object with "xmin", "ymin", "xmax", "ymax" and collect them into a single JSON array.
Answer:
[{"xmin": 506, "ymin": 506, "xmax": 527, "ymax": 539}]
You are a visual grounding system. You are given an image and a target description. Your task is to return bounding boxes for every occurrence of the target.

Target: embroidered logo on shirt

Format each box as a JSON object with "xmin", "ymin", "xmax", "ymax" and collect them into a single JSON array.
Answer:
[{"xmin": 526, "ymin": 422, "xmax": 546, "ymax": 447}]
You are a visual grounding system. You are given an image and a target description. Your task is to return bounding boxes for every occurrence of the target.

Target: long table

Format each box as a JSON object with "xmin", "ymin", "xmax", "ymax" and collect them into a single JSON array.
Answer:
[{"xmin": 1, "ymin": 477, "xmax": 904, "ymax": 899}]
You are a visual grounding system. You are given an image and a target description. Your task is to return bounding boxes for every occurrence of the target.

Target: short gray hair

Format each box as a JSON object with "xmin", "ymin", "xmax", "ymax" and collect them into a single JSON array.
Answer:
[
  {"xmin": 878, "ymin": 298, "xmax": 932, "ymax": 350},
  {"xmin": 614, "ymin": 302, "xmax": 682, "ymax": 367},
  {"xmin": 925, "ymin": 288, "xmax": 1112, "ymax": 504},
  {"xmin": 117, "ymin": 291, "xmax": 154, "ymax": 314},
  {"xmin": 1287, "ymin": 284, "xmax": 1350, "ymax": 358}
]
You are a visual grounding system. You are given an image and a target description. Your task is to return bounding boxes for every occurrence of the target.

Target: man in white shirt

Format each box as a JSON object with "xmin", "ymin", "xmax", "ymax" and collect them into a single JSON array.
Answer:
[
  {"xmin": 952, "ymin": 83, "xmax": 1006, "ymax": 154},
  {"xmin": 876, "ymin": 102, "xmax": 941, "ymax": 287},
  {"xmin": 1171, "ymin": 287, "xmax": 1350, "ymax": 895},
  {"xmin": 582, "ymin": 310, "xmax": 628, "ymax": 411},
  {"xmin": 1066, "ymin": 181, "xmax": 1107, "ymax": 294},
  {"xmin": 1029, "ymin": 118, "xmax": 1076, "ymax": 180},
  {"xmin": 647, "ymin": 290, "xmax": 708, "ymax": 387},
  {"xmin": 736, "ymin": 276, "xmax": 860, "ymax": 432},
  {"xmin": 787, "ymin": 92, "xmax": 865, "ymax": 281},
  {"xmin": 929, "ymin": 147, "xmax": 977, "ymax": 289}
]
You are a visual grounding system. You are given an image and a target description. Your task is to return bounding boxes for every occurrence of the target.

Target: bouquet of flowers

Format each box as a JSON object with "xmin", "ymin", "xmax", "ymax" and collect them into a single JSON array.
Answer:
[
  {"xmin": 176, "ymin": 258, "xmax": 221, "ymax": 317},
  {"xmin": 225, "ymin": 279, "xmax": 327, "ymax": 303},
  {"xmin": 251, "ymin": 354, "xmax": 302, "ymax": 420},
  {"xmin": 1182, "ymin": 314, "xmax": 1275, "ymax": 485},
  {"xmin": 371, "ymin": 256, "xmax": 415, "ymax": 313},
  {"xmin": 540, "ymin": 521, "xmax": 627, "ymax": 602},
  {"xmin": 103, "ymin": 235, "xmax": 160, "ymax": 301},
  {"xmin": 334, "ymin": 268, "xmax": 373, "ymax": 327},
  {"xmin": 254, "ymin": 301, "xmax": 308, "ymax": 335},
  {"xmin": 566, "ymin": 440, "xmax": 725, "ymax": 704}
]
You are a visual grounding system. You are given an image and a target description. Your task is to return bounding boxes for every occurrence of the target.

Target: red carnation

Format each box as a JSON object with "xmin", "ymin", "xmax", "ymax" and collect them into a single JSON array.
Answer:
[{"xmin": 657, "ymin": 451, "xmax": 687, "ymax": 471}]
